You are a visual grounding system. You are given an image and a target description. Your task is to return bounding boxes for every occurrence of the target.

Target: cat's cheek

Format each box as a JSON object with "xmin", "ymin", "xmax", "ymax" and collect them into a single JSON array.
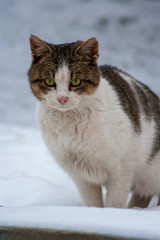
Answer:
[
  {"xmin": 41, "ymin": 91, "xmax": 56, "ymax": 105},
  {"xmin": 68, "ymin": 92, "xmax": 81, "ymax": 105},
  {"xmin": 31, "ymin": 85, "xmax": 46, "ymax": 101}
]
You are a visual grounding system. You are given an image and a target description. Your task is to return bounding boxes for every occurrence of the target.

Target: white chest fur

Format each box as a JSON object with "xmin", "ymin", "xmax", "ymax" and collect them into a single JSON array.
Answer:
[
  {"xmin": 37, "ymin": 78, "xmax": 134, "ymax": 185},
  {"xmin": 36, "ymin": 77, "xmax": 160, "ymax": 208}
]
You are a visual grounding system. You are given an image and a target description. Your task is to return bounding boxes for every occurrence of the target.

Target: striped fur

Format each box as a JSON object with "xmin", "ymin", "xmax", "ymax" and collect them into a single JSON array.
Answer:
[{"xmin": 100, "ymin": 65, "xmax": 160, "ymax": 161}]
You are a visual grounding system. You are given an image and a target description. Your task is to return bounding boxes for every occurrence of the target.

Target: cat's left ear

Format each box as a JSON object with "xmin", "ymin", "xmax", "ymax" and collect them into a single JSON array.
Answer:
[
  {"xmin": 29, "ymin": 34, "xmax": 52, "ymax": 61},
  {"xmin": 75, "ymin": 37, "xmax": 99, "ymax": 60}
]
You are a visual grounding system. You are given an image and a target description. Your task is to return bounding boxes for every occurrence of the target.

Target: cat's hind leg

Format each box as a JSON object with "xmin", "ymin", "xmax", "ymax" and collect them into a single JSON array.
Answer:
[
  {"xmin": 128, "ymin": 193, "xmax": 151, "ymax": 208},
  {"xmin": 157, "ymin": 196, "xmax": 160, "ymax": 206}
]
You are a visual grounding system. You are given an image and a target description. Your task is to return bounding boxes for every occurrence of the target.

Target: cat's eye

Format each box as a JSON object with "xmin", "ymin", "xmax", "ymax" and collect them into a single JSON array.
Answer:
[
  {"xmin": 70, "ymin": 78, "xmax": 81, "ymax": 87},
  {"xmin": 44, "ymin": 78, "xmax": 55, "ymax": 87}
]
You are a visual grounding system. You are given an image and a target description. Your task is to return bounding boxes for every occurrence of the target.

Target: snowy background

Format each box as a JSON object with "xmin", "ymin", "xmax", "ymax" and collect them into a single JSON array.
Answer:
[{"xmin": 0, "ymin": 0, "xmax": 160, "ymax": 239}]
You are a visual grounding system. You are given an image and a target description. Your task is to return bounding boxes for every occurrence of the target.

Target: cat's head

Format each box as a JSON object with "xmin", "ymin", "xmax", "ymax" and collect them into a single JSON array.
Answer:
[{"xmin": 28, "ymin": 35, "xmax": 100, "ymax": 111}]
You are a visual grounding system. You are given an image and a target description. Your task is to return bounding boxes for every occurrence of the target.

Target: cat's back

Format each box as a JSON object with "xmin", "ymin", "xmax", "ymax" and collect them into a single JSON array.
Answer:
[
  {"xmin": 100, "ymin": 64, "xmax": 160, "ymax": 161},
  {"xmin": 99, "ymin": 64, "xmax": 160, "ymax": 112},
  {"xmin": 99, "ymin": 64, "xmax": 160, "ymax": 129}
]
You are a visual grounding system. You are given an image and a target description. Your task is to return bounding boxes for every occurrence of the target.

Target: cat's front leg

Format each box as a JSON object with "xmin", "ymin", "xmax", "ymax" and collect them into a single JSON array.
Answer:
[
  {"xmin": 72, "ymin": 177, "xmax": 104, "ymax": 207},
  {"xmin": 106, "ymin": 172, "xmax": 132, "ymax": 208}
]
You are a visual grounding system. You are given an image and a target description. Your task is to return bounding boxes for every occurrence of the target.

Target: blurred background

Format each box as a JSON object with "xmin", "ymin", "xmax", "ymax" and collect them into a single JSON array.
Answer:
[
  {"xmin": 1, "ymin": 0, "xmax": 160, "ymax": 127},
  {"xmin": 0, "ymin": 0, "xmax": 160, "ymax": 209}
]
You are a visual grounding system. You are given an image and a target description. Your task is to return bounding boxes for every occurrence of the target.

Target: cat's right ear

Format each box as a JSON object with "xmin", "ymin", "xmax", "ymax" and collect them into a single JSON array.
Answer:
[
  {"xmin": 75, "ymin": 37, "xmax": 99, "ymax": 61},
  {"xmin": 29, "ymin": 35, "xmax": 52, "ymax": 61}
]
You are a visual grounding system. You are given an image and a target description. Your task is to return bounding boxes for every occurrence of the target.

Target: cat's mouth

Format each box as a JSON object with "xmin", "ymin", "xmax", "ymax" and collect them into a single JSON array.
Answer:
[
  {"xmin": 50, "ymin": 100, "xmax": 80, "ymax": 112},
  {"xmin": 56, "ymin": 104, "xmax": 72, "ymax": 111},
  {"xmin": 43, "ymin": 92, "xmax": 81, "ymax": 111}
]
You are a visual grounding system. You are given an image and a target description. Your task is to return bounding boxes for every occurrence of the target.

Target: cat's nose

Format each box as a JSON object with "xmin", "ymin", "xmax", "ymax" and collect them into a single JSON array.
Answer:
[{"xmin": 57, "ymin": 96, "xmax": 69, "ymax": 105}]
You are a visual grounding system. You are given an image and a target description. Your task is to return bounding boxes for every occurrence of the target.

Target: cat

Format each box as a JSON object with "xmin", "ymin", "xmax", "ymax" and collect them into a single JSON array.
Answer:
[{"xmin": 28, "ymin": 35, "xmax": 160, "ymax": 208}]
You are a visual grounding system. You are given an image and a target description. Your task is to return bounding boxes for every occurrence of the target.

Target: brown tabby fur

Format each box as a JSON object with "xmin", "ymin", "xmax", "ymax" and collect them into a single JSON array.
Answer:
[{"xmin": 28, "ymin": 35, "xmax": 100, "ymax": 100}]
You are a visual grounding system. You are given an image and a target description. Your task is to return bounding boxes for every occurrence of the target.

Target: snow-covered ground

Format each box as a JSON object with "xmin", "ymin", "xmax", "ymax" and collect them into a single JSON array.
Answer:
[
  {"xmin": 1, "ymin": 123, "xmax": 160, "ymax": 239},
  {"xmin": 1, "ymin": 0, "xmax": 160, "ymax": 239}
]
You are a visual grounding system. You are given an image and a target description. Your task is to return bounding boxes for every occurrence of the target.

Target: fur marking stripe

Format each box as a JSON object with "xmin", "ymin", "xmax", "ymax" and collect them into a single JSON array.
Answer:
[{"xmin": 100, "ymin": 65, "xmax": 141, "ymax": 134}]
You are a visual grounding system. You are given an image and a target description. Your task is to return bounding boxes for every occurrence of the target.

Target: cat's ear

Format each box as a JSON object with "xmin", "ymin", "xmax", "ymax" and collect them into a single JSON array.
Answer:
[
  {"xmin": 75, "ymin": 37, "xmax": 99, "ymax": 60},
  {"xmin": 29, "ymin": 35, "xmax": 52, "ymax": 60}
]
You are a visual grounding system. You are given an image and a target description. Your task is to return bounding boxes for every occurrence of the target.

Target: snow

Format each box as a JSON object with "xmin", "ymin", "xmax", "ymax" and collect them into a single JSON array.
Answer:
[
  {"xmin": 1, "ymin": 206, "xmax": 160, "ymax": 239},
  {"xmin": 0, "ymin": 123, "xmax": 81, "ymax": 207},
  {"xmin": 1, "ymin": 0, "xmax": 160, "ymax": 239}
]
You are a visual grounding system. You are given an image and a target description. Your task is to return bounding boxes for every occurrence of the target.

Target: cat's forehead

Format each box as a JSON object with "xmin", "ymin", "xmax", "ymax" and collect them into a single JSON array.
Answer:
[
  {"xmin": 55, "ymin": 62, "xmax": 70, "ymax": 84},
  {"xmin": 48, "ymin": 41, "xmax": 85, "ymax": 73},
  {"xmin": 51, "ymin": 41, "xmax": 83, "ymax": 60}
]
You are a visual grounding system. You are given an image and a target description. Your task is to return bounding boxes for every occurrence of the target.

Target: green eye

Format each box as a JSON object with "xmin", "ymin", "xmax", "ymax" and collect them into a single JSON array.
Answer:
[
  {"xmin": 44, "ymin": 79, "xmax": 55, "ymax": 87},
  {"xmin": 71, "ymin": 78, "xmax": 81, "ymax": 87}
]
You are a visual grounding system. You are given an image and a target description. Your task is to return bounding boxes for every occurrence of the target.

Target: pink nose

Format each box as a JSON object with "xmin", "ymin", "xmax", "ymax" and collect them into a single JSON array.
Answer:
[{"xmin": 57, "ymin": 96, "xmax": 69, "ymax": 105}]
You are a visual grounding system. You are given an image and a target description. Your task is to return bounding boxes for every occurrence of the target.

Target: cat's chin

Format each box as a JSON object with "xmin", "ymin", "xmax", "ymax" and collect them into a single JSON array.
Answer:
[{"xmin": 52, "ymin": 104, "xmax": 78, "ymax": 112}]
